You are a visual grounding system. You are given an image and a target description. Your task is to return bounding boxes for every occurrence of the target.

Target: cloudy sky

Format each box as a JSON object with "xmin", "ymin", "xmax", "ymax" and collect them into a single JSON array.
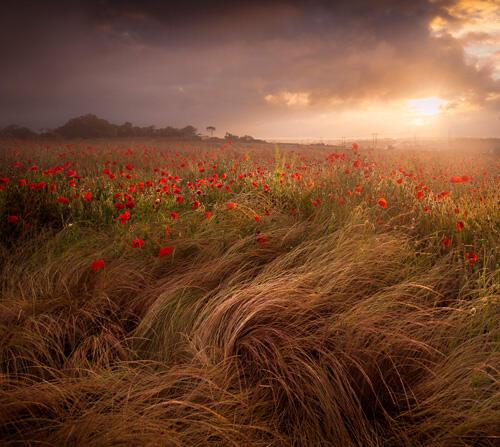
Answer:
[{"xmin": 1, "ymin": 0, "xmax": 499, "ymax": 138}]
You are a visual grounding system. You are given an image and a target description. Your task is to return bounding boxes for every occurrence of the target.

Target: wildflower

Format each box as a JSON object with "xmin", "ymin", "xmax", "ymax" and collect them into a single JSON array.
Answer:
[
  {"xmin": 465, "ymin": 252, "xmax": 478, "ymax": 267},
  {"xmin": 57, "ymin": 196, "xmax": 70, "ymax": 204},
  {"xmin": 256, "ymin": 235, "xmax": 268, "ymax": 246},
  {"xmin": 441, "ymin": 236, "xmax": 452, "ymax": 248},
  {"xmin": 455, "ymin": 221, "xmax": 465, "ymax": 232},
  {"xmin": 7, "ymin": 215, "xmax": 19, "ymax": 223},
  {"xmin": 450, "ymin": 176, "xmax": 463, "ymax": 183},
  {"xmin": 84, "ymin": 191, "xmax": 92, "ymax": 202},
  {"xmin": 132, "ymin": 237, "xmax": 145, "ymax": 248},
  {"xmin": 192, "ymin": 200, "xmax": 200, "ymax": 210},
  {"xmin": 254, "ymin": 215, "xmax": 261, "ymax": 222},
  {"xmin": 118, "ymin": 211, "xmax": 130, "ymax": 224},
  {"xmin": 227, "ymin": 202, "xmax": 237, "ymax": 210},
  {"xmin": 415, "ymin": 190, "xmax": 425, "ymax": 200},
  {"xmin": 159, "ymin": 246, "xmax": 174, "ymax": 257},
  {"xmin": 378, "ymin": 198, "xmax": 388, "ymax": 209},
  {"xmin": 170, "ymin": 211, "xmax": 179, "ymax": 220},
  {"xmin": 91, "ymin": 259, "xmax": 105, "ymax": 271},
  {"xmin": 205, "ymin": 211, "xmax": 213, "ymax": 219}
]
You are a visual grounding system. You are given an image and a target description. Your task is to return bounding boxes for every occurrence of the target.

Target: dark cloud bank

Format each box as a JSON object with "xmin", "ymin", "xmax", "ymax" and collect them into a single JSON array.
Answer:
[{"xmin": 1, "ymin": 0, "xmax": 499, "ymax": 136}]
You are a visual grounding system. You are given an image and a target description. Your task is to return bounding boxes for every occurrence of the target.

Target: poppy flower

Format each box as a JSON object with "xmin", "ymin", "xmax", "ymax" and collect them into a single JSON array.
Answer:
[
  {"xmin": 84, "ymin": 191, "xmax": 92, "ymax": 202},
  {"xmin": 205, "ymin": 211, "xmax": 213, "ymax": 219},
  {"xmin": 7, "ymin": 215, "xmax": 19, "ymax": 223},
  {"xmin": 118, "ymin": 211, "xmax": 130, "ymax": 224},
  {"xmin": 91, "ymin": 259, "xmax": 105, "ymax": 271},
  {"xmin": 18, "ymin": 179, "xmax": 27, "ymax": 187},
  {"xmin": 415, "ymin": 190, "xmax": 424, "ymax": 200},
  {"xmin": 465, "ymin": 252, "xmax": 478, "ymax": 267},
  {"xmin": 256, "ymin": 235, "xmax": 268, "ymax": 246},
  {"xmin": 227, "ymin": 202, "xmax": 237, "ymax": 210},
  {"xmin": 57, "ymin": 196, "xmax": 70, "ymax": 204},
  {"xmin": 170, "ymin": 211, "xmax": 179, "ymax": 220},
  {"xmin": 450, "ymin": 176, "xmax": 463, "ymax": 183},
  {"xmin": 192, "ymin": 200, "xmax": 200, "ymax": 210},
  {"xmin": 441, "ymin": 236, "xmax": 452, "ymax": 248},
  {"xmin": 378, "ymin": 198, "xmax": 388, "ymax": 209},
  {"xmin": 159, "ymin": 246, "xmax": 174, "ymax": 257},
  {"xmin": 254, "ymin": 215, "xmax": 261, "ymax": 222},
  {"xmin": 455, "ymin": 221, "xmax": 465, "ymax": 232},
  {"xmin": 132, "ymin": 237, "xmax": 145, "ymax": 248},
  {"xmin": 115, "ymin": 202, "xmax": 125, "ymax": 210}
]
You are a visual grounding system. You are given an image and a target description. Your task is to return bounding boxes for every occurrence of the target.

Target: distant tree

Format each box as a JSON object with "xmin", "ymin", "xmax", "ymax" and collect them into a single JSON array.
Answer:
[
  {"xmin": 224, "ymin": 132, "xmax": 238, "ymax": 141},
  {"xmin": 206, "ymin": 126, "xmax": 216, "ymax": 137},
  {"xmin": 55, "ymin": 114, "xmax": 117, "ymax": 138},
  {"xmin": 0, "ymin": 125, "xmax": 38, "ymax": 139}
]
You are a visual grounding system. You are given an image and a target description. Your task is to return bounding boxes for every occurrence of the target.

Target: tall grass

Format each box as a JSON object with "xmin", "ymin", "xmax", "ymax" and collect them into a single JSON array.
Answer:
[{"xmin": 0, "ymin": 139, "xmax": 498, "ymax": 446}]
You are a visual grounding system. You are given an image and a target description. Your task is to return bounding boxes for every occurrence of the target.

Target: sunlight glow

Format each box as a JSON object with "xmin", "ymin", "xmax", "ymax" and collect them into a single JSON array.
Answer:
[{"xmin": 407, "ymin": 97, "xmax": 447, "ymax": 117}]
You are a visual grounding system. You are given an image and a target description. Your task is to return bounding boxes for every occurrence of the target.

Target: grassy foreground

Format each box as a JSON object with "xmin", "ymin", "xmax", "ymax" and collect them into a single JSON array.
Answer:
[{"xmin": 0, "ymin": 139, "xmax": 499, "ymax": 446}]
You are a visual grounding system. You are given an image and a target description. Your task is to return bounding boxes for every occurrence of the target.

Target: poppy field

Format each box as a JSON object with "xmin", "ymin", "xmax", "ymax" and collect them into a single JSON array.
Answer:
[{"xmin": 0, "ymin": 139, "xmax": 499, "ymax": 446}]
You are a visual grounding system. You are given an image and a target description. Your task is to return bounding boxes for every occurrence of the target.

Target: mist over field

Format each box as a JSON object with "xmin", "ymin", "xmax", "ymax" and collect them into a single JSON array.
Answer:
[{"xmin": 1, "ymin": 1, "xmax": 499, "ymax": 446}]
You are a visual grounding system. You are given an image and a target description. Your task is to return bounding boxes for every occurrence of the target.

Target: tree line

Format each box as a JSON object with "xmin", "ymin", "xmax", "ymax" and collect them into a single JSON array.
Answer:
[{"xmin": 0, "ymin": 114, "xmax": 200, "ymax": 139}]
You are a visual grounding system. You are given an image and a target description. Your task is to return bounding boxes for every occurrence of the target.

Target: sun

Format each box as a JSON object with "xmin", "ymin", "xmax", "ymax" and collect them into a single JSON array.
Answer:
[{"xmin": 407, "ymin": 97, "xmax": 447, "ymax": 117}]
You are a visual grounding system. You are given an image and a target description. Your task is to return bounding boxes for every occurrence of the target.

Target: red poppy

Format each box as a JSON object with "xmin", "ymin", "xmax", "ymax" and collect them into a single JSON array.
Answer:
[
  {"xmin": 118, "ymin": 211, "xmax": 130, "ymax": 224},
  {"xmin": 192, "ymin": 200, "xmax": 200, "ymax": 210},
  {"xmin": 450, "ymin": 176, "xmax": 463, "ymax": 183},
  {"xmin": 57, "ymin": 196, "xmax": 70, "ymax": 204},
  {"xmin": 91, "ymin": 259, "xmax": 105, "ymax": 271},
  {"xmin": 18, "ymin": 179, "xmax": 27, "ymax": 187},
  {"xmin": 227, "ymin": 202, "xmax": 237, "ymax": 210},
  {"xmin": 84, "ymin": 191, "xmax": 92, "ymax": 202},
  {"xmin": 441, "ymin": 236, "xmax": 452, "ymax": 248},
  {"xmin": 159, "ymin": 246, "xmax": 174, "ymax": 257},
  {"xmin": 115, "ymin": 202, "xmax": 125, "ymax": 210},
  {"xmin": 254, "ymin": 215, "xmax": 261, "ymax": 222},
  {"xmin": 256, "ymin": 235, "xmax": 268, "ymax": 246},
  {"xmin": 465, "ymin": 252, "xmax": 478, "ymax": 267},
  {"xmin": 132, "ymin": 237, "xmax": 145, "ymax": 248},
  {"xmin": 7, "ymin": 215, "xmax": 19, "ymax": 223},
  {"xmin": 205, "ymin": 211, "xmax": 213, "ymax": 219},
  {"xmin": 378, "ymin": 198, "xmax": 388, "ymax": 209},
  {"xmin": 415, "ymin": 190, "xmax": 424, "ymax": 200},
  {"xmin": 455, "ymin": 221, "xmax": 465, "ymax": 232},
  {"xmin": 170, "ymin": 211, "xmax": 179, "ymax": 220}
]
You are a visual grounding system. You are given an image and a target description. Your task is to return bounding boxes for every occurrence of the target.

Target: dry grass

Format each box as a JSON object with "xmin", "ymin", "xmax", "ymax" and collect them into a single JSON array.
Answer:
[{"xmin": 0, "ymin": 140, "xmax": 499, "ymax": 446}]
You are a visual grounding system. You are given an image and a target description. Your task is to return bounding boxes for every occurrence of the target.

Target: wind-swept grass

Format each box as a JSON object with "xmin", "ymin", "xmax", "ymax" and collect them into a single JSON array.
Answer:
[{"xmin": 0, "ymin": 139, "xmax": 498, "ymax": 446}]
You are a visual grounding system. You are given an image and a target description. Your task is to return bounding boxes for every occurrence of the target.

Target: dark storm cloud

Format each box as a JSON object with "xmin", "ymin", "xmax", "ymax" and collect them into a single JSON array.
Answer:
[{"xmin": 0, "ymin": 0, "xmax": 498, "ymax": 133}]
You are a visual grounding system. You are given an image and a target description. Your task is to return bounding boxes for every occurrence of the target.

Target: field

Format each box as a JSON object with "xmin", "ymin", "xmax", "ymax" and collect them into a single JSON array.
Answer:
[{"xmin": 0, "ymin": 139, "xmax": 499, "ymax": 446}]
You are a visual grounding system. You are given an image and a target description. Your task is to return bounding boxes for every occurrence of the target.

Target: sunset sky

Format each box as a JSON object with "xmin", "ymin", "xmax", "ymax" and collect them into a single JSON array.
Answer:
[{"xmin": 1, "ymin": 0, "xmax": 499, "ymax": 139}]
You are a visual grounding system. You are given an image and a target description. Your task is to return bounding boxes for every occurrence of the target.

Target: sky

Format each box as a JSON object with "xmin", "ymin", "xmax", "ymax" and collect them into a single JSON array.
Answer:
[{"xmin": 1, "ymin": 0, "xmax": 499, "ymax": 139}]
